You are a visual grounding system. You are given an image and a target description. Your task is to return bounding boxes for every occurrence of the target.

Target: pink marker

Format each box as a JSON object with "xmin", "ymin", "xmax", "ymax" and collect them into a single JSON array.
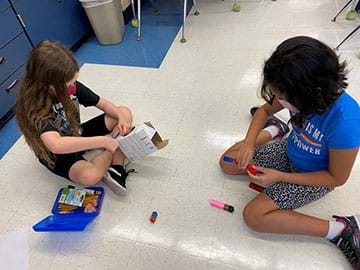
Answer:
[{"xmin": 210, "ymin": 199, "xmax": 234, "ymax": 213}]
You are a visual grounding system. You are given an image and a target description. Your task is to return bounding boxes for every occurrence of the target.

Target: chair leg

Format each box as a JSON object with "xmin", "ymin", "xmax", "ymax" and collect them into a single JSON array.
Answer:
[
  {"xmin": 335, "ymin": 24, "xmax": 360, "ymax": 50},
  {"xmin": 130, "ymin": 0, "xmax": 137, "ymax": 19},
  {"xmin": 181, "ymin": 0, "xmax": 187, "ymax": 43},
  {"xmin": 332, "ymin": 0, "xmax": 354, "ymax": 22},
  {"xmin": 137, "ymin": 0, "xmax": 142, "ymax": 41},
  {"xmin": 193, "ymin": 0, "xmax": 200, "ymax": 16}
]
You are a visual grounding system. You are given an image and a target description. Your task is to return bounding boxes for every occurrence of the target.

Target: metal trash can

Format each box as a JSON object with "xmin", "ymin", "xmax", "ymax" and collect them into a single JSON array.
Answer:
[{"xmin": 79, "ymin": 0, "xmax": 125, "ymax": 45}]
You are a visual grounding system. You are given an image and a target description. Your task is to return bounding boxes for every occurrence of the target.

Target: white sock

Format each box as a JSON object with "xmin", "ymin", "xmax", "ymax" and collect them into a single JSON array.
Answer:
[
  {"xmin": 263, "ymin": 125, "xmax": 280, "ymax": 139},
  {"xmin": 326, "ymin": 220, "xmax": 345, "ymax": 240}
]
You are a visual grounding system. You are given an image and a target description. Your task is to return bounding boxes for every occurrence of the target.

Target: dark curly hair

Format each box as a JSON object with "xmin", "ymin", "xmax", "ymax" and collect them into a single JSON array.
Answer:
[{"xmin": 260, "ymin": 36, "xmax": 348, "ymax": 127}]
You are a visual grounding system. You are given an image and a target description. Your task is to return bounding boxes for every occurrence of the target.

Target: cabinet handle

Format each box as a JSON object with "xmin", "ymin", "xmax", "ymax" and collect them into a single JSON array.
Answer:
[
  {"xmin": 0, "ymin": 56, "xmax": 4, "ymax": 64},
  {"xmin": 16, "ymin": 14, "xmax": 26, "ymax": 28},
  {"xmin": 5, "ymin": 79, "xmax": 18, "ymax": 93}
]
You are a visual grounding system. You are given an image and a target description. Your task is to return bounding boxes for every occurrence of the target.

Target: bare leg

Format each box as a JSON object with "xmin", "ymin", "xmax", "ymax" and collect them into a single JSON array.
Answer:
[
  {"xmin": 112, "ymin": 148, "xmax": 125, "ymax": 165},
  {"xmin": 68, "ymin": 150, "xmax": 113, "ymax": 185},
  {"xmin": 104, "ymin": 106, "xmax": 132, "ymax": 166},
  {"xmin": 243, "ymin": 193, "xmax": 329, "ymax": 237},
  {"xmin": 67, "ymin": 107, "xmax": 133, "ymax": 185},
  {"xmin": 255, "ymin": 130, "xmax": 273, "ymax": 145}
]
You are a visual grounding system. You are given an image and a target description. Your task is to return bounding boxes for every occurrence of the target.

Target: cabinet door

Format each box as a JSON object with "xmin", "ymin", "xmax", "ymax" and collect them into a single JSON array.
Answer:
[
  {"xmin": 10, "ymin": 0, "xmax": 90, "ymax": 48},
  {"xmin": 0, "ymin": 65, "xmax": 23, "ymax": 119},
  {"xmin": 0, "ymin": 5, "xmax": 23, "ymax": 49},
  {"xmin": 0, "ymin": 0, "xmax": 9, "ymax": 13},
  {"xmin": 0, "ymin": 32, "xmax": 32, "ymax": 84}
]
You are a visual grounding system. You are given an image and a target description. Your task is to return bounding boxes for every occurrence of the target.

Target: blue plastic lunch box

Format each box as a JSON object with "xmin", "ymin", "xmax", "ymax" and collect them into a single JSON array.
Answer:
[{"xmin": 33, "ymin": 186, "xmax": 104, "ymax": 232}]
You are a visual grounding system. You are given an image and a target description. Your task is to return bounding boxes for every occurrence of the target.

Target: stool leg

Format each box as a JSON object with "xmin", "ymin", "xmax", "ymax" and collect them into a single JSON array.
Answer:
[
  {"xmin": 193, "ymin": 0, "xmax": 200, "ymax": 16},
  {"xmin": 332, "ymin": 0, "xmax": 354, "ymax": 22},
  {"xmin": 181, "ymin": 0, "xmax": 187, "ymax": 43},
  {"xmin": 137, "ymin": 0, "xmax": 142, "ymax": 41},
  {"xmin": 131, "ymin": 0, "xmax": 136, "ymax": 19},
  {"xmin": 335, "ymin": 24, "xmax": 360, "ymax": 50}
]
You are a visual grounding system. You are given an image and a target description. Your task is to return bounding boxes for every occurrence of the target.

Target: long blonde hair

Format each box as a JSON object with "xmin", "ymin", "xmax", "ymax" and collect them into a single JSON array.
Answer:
[{"xmin": 16, "ymin": 41, "xmax": 80, "ymax": 168}]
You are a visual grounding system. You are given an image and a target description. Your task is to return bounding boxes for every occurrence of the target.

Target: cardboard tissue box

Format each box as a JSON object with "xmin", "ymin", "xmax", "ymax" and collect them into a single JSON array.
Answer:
[{"xmin": 83, "ymin": 122, "xmax": 168, "ymax": 161}]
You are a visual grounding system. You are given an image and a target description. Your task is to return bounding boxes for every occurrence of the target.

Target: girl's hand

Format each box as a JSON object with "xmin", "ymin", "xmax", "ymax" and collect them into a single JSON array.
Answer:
[
  {"xmin": 236, "ymin": 139, "xmax": 255, "ymax": 169},
  {"xmin": 247, "ymin": 166, "xmax": 284, "ymax": 185},
  {"xmin": 113, "ymin": 108, "xmax": 133, "ymax": 136},
  {"xmin": 103, "ymin": 137, "xmax": 119, "ymax": 153},
  {"xmin": 112, "ymin": 121, "xmax": 132, "ymax": 137}
]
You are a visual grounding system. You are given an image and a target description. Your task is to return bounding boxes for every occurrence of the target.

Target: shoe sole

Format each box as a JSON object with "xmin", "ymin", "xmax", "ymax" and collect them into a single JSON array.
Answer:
[
  {"xmin": 102, "ymin": 176, "xmax": 127, "ymax": 196},
  {"xmin": 354, "ymin": 215, "xmax": 360, "ymax": 230}
]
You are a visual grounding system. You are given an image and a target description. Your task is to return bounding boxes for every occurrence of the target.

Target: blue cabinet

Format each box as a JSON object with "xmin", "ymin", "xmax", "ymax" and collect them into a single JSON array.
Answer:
[
  {"xmin": 0, "ymin": 3, "xmax": 22, "ymax": 48},
  {"xmin": 10, "ymin": 0, "xmax": 91, "ymax": 48},
  {"xmin": 0, "ymin": 65, "xmax": 23, "ymax": 120},
  {"xmin": 0, "ymin": 0, "xmax": 9, "ymax": 13},
  {"xmin": 0, "ymin": 2, "xmax": 31, "ymax": 127},
  {"xmin": 0, "ymin": 33, "xmax": 31, "ymax": 83},
  {"xmin": 0, "ymin": 0, "xmax": 91, "ymax": 128}
]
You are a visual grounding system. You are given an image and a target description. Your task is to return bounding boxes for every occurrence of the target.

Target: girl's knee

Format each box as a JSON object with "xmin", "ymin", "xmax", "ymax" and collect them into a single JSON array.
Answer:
[
  {"xmin": 72, "ymin": 169, "xmax": 104, "ymax": 186},
  {"xmin": 219, "ymin": 155, "xmax": 231, "ymax": 174},
  {"xmin": 117, "ymin": 106, "xmax": 132, "ymax": 120},
  {"xmin": 242, "ymin": 202, "xmax": 264, "ymax": 232},
  {"xmin": 219, "ymin": 154, "xmax": 244, "ymax": 175}
]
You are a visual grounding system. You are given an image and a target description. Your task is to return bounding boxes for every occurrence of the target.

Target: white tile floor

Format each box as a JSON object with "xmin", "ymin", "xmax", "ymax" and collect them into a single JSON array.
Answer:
[{"xmin": 1, "ymin": 0, "xmax": 360, "ymax": 269}]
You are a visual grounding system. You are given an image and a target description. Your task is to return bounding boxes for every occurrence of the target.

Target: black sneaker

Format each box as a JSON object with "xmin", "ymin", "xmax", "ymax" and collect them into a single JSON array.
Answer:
[
  {"xmin": 249, "ymin": 106, "xmax": 260, "ymax": 117},
  {"xmin": 264, "ymin": 115, "xmax": 290, "ymax": 138},
  {"xmin": 249, "ymin": 106, "xmax": 290, "ymax": 138},
  {"xmin": 330, "ymin": 215, "xmax": 360, "ymax": 269},
  {"xmin": 103, "ymin": 165, "xmax": 134, "ymax": 196},
  {"xmin": 356, "ymin": 1, "xmax": 360, "ymax": 13}
]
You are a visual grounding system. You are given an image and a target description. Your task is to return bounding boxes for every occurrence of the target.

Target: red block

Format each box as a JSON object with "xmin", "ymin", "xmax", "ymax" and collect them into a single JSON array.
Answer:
[
  {"xmin": 246, "ymin": 164, "xmax": 258, "ymax": 175},
  {"xmin": 249, "ymin": 182, "xmax": 265, "ymax": 192}
]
